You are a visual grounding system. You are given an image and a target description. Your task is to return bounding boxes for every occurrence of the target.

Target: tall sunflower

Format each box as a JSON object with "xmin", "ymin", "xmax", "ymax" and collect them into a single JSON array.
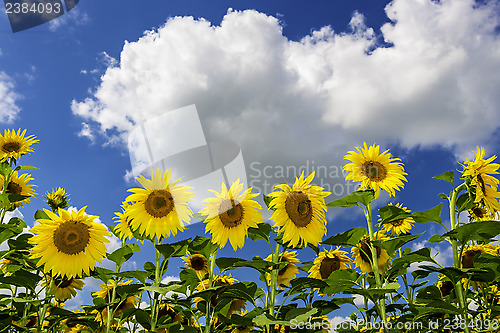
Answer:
[
  {"xmin": 343, "ymin": 143, "xmax": 407, "ymax": 198},
  {"xmin": 461, "ymin": 244, "xmax": 496, "ymax": 290},
  {"xmin": 0, "ymin": 171, "xmax": 37, "ymax": 208},
  {"xmin": 28, "ymin": 207, "xmax": 110, "ymax": 278},
  {"xmin": 182, "ymin": 252, "xmax": 209, "ymax": 279},
  {"xmin": 308, "ymin": 247, "xmax": 351, "ymax": 280},
  {"xmin": 381, "ymin": 203, "xmax": 414, "ymax": 236},
  {"xmin": 44, "ymin": 187, "xmax": 70, "ymax": 212},
  {"xmin": 201, "ymin": 179, "xmax": 263, "ymax": 251},
  {"xmin": 269, "ymin": 171, "xmax": 330, "ymax": 248},
  {"xmin": 351, "ymin": 233, "xmax": 390, "ymax": 274},
  {"xmin": 462, "ymin": 147, "xmax": 500, "ymax": 213},
  {"xmin": 265, "ymin": 251, "xmax": 300, "ymax": 288},
  {"xmin": 92, "ymin": 280, "xmax": 139, "ymax": 323},
  {"xmin": 195, "ymin": 274, "xmax": 246, "ymax": 317},
  {"xmin": 113, "ymin": 201, "xmax": 143, "ymax": 243},
  {"xmin": 437, "ymin": 275, "xmax": 454, "ymax": 298},
  {"xmin": 468, "ymin": 203, "xmax": 497, "ymax": 222},
  {"xmin": 0, "ymin": 128, "xmax": 38, "ymax": 161},
  {"xmin": 42, "ymin": 276, "xmax": 85, "ymax": 302},
  {"xmin": 126, "ymin": 169, "xmax": 194, "ymax": 241}
]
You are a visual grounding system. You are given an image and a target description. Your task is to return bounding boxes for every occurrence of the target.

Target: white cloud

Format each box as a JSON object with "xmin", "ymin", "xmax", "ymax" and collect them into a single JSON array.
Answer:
[
  {"xmin": 71, "ymin": 1, "xmax": 500, "ymax": 192},
  {"xmin": 0, "ymin": 71, "xmax": 21, "ymax": 123}
]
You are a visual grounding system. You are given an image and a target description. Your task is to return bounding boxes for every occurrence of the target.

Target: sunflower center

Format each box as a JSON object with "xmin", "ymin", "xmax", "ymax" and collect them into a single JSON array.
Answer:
[
  {"xmin": 362, "ymin": 161, "xmax": 387, "ymax": 181},
  {"xmin": 278, "ymin": 257, "xmax": 290, "ymax": 276},
  {"xmin": 6, "ymin": 182, "xmax": 21, "ymax": 195},
  {"xmin": 55, "ymin": 278, "xmax": 73, "ymax": 288},
  {"xmin": 190, "ymin": 256, "xmax": 206, "ymax": 271},
  {"xmin": 461, "ymin": 249, "xmax": 481, "ymax": 268},
  {"xmin": 144, "ymin": 190, "xmax": 174, "ymax": 218},
  {"xmin": 319, "ymin": 256, "xmax": 341, "ymax": 279},
  {"xmin": 359, "ymin": 240, "xmax": 381, "ymax": 264},
  {"xmin": 390, "ymin": 219, "xmax": 404, "ymax": 227},
  {"xmin": 53, "ymin": 220, "xmax": 90, "ymax": 255},
  {"xmin": 285, "ymin": 191, "xmax": 312, "ymax": 228},
  {"xmin": 472, "ymin": 206, "xmax": 486, "ymax": 219},
  {"xmin": 219, "ymin": 199, "xmax": 244, "ymax": 228},
  {"xmin": 2, "ymin": 141, "xmax": 21, "ymax": 153},
  {"xmin": 438, "ymin": 280, "xmax": 454, "ymax": 297}
]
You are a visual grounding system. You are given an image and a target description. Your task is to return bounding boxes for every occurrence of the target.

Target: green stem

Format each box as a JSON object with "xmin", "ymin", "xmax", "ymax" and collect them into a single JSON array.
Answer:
[
  {"xmin": 449, "ymin": 183, "xmax": 470, "ymax": 333},
  {"xmin": 105, "ymin": 280, "xmax": 118, "ymax": 333},
  {"xmin": 365, "ymin": 202, "xmax": 387, "ymax": 325},
  {"xmin": 37, "ymin": 277, "xmax": 55, "ymax": 333},
  {"xmin": 399, "ymin": 248, "xmax": 412, "ymax": 305},
  {"xmin": 150, "ymin": 238, "xmax": 163, "ymax": 332},
  {"xmin": 269, "ymin": 242, "xmax": 280, "ymax": 318},
  {"xmin": 204, "ymin": 248, "xmax": 217, "ymax": 333}
]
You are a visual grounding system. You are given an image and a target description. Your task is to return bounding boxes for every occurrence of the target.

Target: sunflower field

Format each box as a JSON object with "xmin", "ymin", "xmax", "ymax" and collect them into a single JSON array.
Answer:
[{"xmin": 2, "ymin": 128, "xmax": 500, "ymax": 333}]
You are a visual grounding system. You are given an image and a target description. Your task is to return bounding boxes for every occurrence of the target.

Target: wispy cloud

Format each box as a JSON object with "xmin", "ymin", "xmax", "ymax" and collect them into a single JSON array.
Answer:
[{"xmin": 0, "ymin": 71, "xmax": 21, "ymax": 123}]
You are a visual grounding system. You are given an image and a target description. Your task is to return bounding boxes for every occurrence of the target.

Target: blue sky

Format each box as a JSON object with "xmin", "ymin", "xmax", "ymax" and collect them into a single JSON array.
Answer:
[{"xmin": 1, "ymin": 0, "xmax": 500, "ymax": 322}]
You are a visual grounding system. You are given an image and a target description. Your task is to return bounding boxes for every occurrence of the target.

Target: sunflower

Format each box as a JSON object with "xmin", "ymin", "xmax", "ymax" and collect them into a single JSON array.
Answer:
[
  {"xmin": 269, "ymin": 171, "xmax": 330, "ymax": 248},
  {"xmin": 0, "ymin": 128, "xmax": 38, "ymax": 161},
  {"xmin": 28, "ymin": 206, "xmax": 110, "ymax": 278},
  {"xmin": 42, "ymin": 276, "xmax": 85, "ymax": 301},
  {"xmin": 0, "ymin": 171, "xmax": 37, "ymax": 208},
  {"xmin": 468, "ymin": 203, "xmax": 497, "ymax": 222},
  {"xmin": 92, "ymin": 280, "xmax": 139, "ymax": 323},
  {"xmin": 381, "ymin": 203, "xmax": 414, "ymax": 236},
  {"xmin": 44, "ymin": 187, "xmax": 70, "ymax": 212},
  {"xmin": 437, "ymin": 275, "xmax": 454, "ymax": 297},
  {"xmin": 462, "ymin": 147, "xmax": 500, "ymax": 213},
  {"xmin": 351, "ymin": 233, "xmax": 390, "ymax": 274},
  {"xmin": 126, "ymin": 169, "xmax": 194, "ymax": 241},
  {"xmin": 195, "ymin": 274, "xmax": 246, "ymax": 317},
  {"xmin": 343, "ymin": 142, "xmax": 407, "ymax": 198},
  {"xmin": 232, "ymin": 326, "xmax": 254, "ymax": 333},
  {"xmin": 273, "ymin": 324, "xmax": 290, "ymax": 333},
  {"xmin": 265, "ymin": 251, "xmax": 300, "ymax": 288},
  {"xmin": 182, "ymin": 252, "xmax": 209, "ymax": 279},
  {"xmin": 113, "ymin": 201, "xmax": 143, "ymax": 243},
  {"xmin": 308, "ymin": 247, "xmax": 352, "ymax": 284},
  {"xmin": 461, "ymin": 244, "xmax": 497, "ymax": 290},
  {"xmin": 201, "ymin": 179, "xmax": 263, "ymax": 251},
  {"xmin": 156, "ymin": 303, "xmax": 189, "ymax": 333}
]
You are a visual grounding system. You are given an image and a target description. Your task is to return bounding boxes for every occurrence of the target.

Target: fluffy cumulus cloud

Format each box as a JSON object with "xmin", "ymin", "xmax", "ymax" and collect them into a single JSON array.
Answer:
[
  {"xmin": 72, "ymin": 0, "xmax": 500, "ymax": 187},
  {"xmin": 0, "ymin": 70, "xmax": 21, "ymax": 123}
]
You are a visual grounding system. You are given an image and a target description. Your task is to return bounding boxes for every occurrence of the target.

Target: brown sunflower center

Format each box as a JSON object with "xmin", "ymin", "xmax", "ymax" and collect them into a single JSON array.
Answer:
[
  {"xmin": 219, "ymin": 199, "xmax": 244, "ymax": 228},
  {"xmin": 285, "ymin": 191, "xmax": 312, "ymax": 227},
  {"xmin": 6, "ymin": 182, "xmax": 21, "ymax": 195},
  {"xmin": 53, "ymin": 220, "xmax": 90, "ymax": 255},
  {"xmin": 390, "ymin": 219, "xmax": 404, "ymax": 227},
  {"xmin": 319, "ymin": 256, "xmax": 341, "ymax": 279},
  {"xmin": 362, "ymin": 161, "xmax": 387, "ymax": 181},
  {"xmin": 359, "ymin": 239, "xmax": 381, "ymax": 264},
  {"xmin": 55, "ymin": 278, "xmax": 73, "ymax": 288},
  {"xmin": 190, "ymin": 256, "xmax": 207, "ymax": 271},
  {"xmin": 461, "ymin": 249, "xmax": 482, "ymax": 268},
  {"xmin": 2, "ymin": 141, "xmax": 21, "ymax": 153},
  {"xmin": 278, "ymin": 257, "xmax": 291, "ymax": 276},
  {"xmin": 472, "ymin": 206, "xmax": 486, "ymax": 219},
  {"xmin": 438, "ymin": 280, "xmax": 454, "ymax": 297},
  {"xmin": 144, "ymin": 190, "xmax": 174, "ymax": 218}
]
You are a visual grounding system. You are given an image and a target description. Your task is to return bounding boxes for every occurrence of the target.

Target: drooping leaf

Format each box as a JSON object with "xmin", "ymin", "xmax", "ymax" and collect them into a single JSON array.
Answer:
[
  {"xmin": 322, "ymin": 227, "xmax": 367, "ymax": 247},
  {"xmin": 444, "ymin": 220, "xmax": 500, "ymax": 244},
  {"xmin": 156, "ymin": 238, "xmax": 190, "ymax": 259},
  {"xmin": 378, "ymin": 205, "xmax": 413, "ymax": 225},
  {"xmin": 327, "ymin": 190, "xmax": 374, "ymax": 208},
  {"xmin": 248, "ymin": 222, "xmax": 272, "ymax": 242},
  {"xmin": 411, "ymin": 203, "xmax": 443, "ymax": 225}
]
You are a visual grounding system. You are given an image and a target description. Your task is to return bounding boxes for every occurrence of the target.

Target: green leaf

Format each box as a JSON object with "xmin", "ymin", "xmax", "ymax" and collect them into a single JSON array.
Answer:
[
  {"xmin": 192, "ymin": 212, "xmax": 208, "ymax": 222},
  {"xmin": 141, "ymin": 284, "xmax": 182, "ymax": 296},
  {"xmin": 7, "ymin": 194, "xmax": 29, "ymax": 203},
  {"xmin": 432, "ymin": 170, "xmax": 454, "ymax": 185},
  {"xmin": 378, "ymin": 205, "xmax": 412, "ymax": 225},
  {"xmin": 107, "ymin": 244, "xmax": 139, "ymax": 268},
  {"xmin": 312, "ymin": 298, "xmax": 354, "ymax": 316},
  {"xmin": 323, "ymin": 269, "xmax": 359, "ymax": 295},
  {"xmin": 14, "ymin": 165, "xmax": 37, "ymax": 171},
  {"xmin": 115, "ymin": 270, "xmax": 151, "ymax": 284},
  {"xmin": 444, "ymin": 220, "xmax": 500, "ymax": 244},
  {"xmin": 188, "ymin": 236, "xmax": 218, "ymax": 259},
  {"xmin": 263, "ymin": 194, "xmax": 276, "ymax": 210},
  {"xmin": 456, "ymin": 193, "xmax": 474, "ymax": 214},
  {"xmin": 412, "ymin": 203, "xmax": 443, "ymax": 225},
  {"xmin": 216, "ymin": 257, "xmax": 246, "ymax": 271},
  {"xmin": 428, "ymin": 234, "xmax": 445, "ymax": 243},
  {"xmin": 34, "ymin": 209, "xmax": 51, "ymax": 220},
  {"xmin": 289, "ymin": 277, "xmax": 328, "ymax": 290},
  {"xmin": 156, "ymin": 238, "xmax": 190, "ymax": 259},
  {"xmin": 438, "ymin": 193, "xmax": 449, "ymax": 200},
  {"xmin": 134, "ymin": 309, "xmax": 151, "ymax": 330},
  {"xmin": 386, "ymin": 248, "xmax": 436, "ymax": 280},
  {"xmin": 322, "ymin": 227, "xmax": 367, "ymax": 247},
  {"xmin": 248, "ymin": 222, "xmax": 272, "ymax": 242},
  {"xmin": 327, "ymin": 190, "xmax": 374, "ymax": 208},
  {"xmin": 91, "ymin": 267, "xmax": 115, "ymax": 282},
  {"xmin": 7, "ymin": 233, "xmax": 33, "ymax": 250},
  {"xmin": 375, "ymin": 233, "xmax": 422, "ymax": 257},
  {"xmin": 0, "ymin": 270, "xmax": 41, "ymax": 291},
  {"xmin": 253, "ymin": 314, "xmax": 289, "ymax": 327},
  {"xmin": 284, "ymin": 307, "xmax": 318, "ymax": 322}
]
